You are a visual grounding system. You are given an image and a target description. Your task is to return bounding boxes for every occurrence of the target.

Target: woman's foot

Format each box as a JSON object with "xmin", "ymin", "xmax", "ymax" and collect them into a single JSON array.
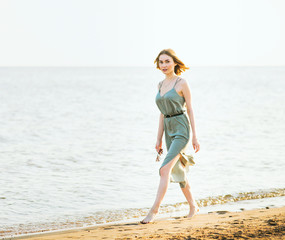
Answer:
[
  {"xmin": 140, "ymin": 208, "xmax": 159, "ymax": 224},
  {"xmin": 187, "ymin": 205, "xmax": 199, "ymax": 218}
]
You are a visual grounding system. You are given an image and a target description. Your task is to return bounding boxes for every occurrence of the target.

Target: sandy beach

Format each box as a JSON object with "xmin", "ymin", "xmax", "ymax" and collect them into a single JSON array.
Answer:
[{"xmin": 8, "ymin": 206, "xmax": 284, "ymax": 240}]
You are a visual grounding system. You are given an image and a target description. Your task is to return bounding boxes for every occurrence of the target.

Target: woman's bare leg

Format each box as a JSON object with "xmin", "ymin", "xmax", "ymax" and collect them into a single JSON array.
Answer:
[
  {"xmin": 180, "ymin": 178, "xmax": 199, "ymax": 218},
  {"xmin": 140, "ymin": 154, "xmax": 181, "ymax": 223}
]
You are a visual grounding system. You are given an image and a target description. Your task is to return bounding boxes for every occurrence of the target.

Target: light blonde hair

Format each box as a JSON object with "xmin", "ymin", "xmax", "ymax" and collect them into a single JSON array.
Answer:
[{"xmin": 154, "ymin": 48, "xmax": 190, "ymax": 76}]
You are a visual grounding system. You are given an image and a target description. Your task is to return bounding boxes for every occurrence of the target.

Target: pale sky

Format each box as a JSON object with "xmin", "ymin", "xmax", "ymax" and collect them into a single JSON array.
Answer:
[{"xmin": 0, "ymin": 0, "xmax": 284, "ymax": 67}]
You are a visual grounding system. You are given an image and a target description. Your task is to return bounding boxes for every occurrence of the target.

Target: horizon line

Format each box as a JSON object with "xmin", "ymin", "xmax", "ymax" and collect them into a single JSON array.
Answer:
[{"xmin": 0, "ymin": 65, "xmax": 285, "ymax": 68}]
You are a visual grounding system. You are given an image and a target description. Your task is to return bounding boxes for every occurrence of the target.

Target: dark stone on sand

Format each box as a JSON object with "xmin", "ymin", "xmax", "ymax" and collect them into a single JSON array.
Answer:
[
  {"xmin": 265, "ymin": 206, "xmax": 270, "ymax": 209},
  {"xmin": 233, "ymin": 230, "xmax": 243, "ymax": 237},
  {"xmin": 240, "ymin": 208, "xmax": 245, "ymax": 211},
  {"xmin": 216, "ymin": 211, "xmax": 229, "ymax": 215},
  {"xmin": 266, "ymin": 219, "xmax": 278, "ymax": 226}
]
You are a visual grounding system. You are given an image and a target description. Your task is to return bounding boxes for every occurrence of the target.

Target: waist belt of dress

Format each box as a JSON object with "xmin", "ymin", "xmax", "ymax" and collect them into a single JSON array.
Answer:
[{"xmin": 164, "ymin": 110, "xmax": 185, "ymax": 118}]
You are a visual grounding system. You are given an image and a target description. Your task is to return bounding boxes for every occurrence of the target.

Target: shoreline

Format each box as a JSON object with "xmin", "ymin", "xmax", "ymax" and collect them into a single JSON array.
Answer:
[{"xmin": 6, "ymin": 206, "xmax": 285, "ymax": 240}]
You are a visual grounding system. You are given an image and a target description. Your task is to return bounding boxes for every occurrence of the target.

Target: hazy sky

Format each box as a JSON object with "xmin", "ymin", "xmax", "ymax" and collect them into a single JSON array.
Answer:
[{"xmin": 0, "ymin": 0, "xmax": 284, "ymax": 66}]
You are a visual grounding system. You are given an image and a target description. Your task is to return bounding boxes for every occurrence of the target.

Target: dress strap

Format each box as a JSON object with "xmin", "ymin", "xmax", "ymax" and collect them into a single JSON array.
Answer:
[
  {"xmin": 173, "ymin": 77, "xmax": 180, "ymax": 88},
  {"xmin": 158, "ymin": 81, "xmax": 163, "ymax": 91}
]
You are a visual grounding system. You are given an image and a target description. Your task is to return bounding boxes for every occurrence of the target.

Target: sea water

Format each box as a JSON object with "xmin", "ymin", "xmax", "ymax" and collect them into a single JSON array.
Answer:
[{"xmin": 0, "ymin": 66, "xmax": 284, "ymax": 238}]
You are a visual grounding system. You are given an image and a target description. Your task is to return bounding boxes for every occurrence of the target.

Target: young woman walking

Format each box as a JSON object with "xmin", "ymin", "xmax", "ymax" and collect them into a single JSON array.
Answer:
[{"xmin": 140, "ymin": 49, "xmax": 200, "ymax": 224}]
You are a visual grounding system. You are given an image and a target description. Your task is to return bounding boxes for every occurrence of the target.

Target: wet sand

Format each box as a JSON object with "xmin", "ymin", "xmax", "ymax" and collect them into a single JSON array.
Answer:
[{"xmin": 10, "ymin": 206, "xmax": 285, "ymax": 240}]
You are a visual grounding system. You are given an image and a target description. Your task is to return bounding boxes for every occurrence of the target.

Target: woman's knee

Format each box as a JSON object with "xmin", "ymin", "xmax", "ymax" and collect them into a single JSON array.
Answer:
[
  {"xmin": 159, "ymin": 165, "xmax": 171, "ymax": 177},
  {"xmin": 159, "ymin": 154, "xmax": 180, "ymax": 176}
]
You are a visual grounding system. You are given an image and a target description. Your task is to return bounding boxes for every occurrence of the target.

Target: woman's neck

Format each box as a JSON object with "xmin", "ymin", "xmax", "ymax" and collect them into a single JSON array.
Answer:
[{"xmin": 164, "ymin": 73, "xmax": 177, "ymax": 81}]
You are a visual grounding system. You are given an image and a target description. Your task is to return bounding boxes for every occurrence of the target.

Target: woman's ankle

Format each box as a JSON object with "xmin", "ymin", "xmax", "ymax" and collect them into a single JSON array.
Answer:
[
  {"xmin": 189, "ymin": 203, "xmax": 198, "ymax": 208},
  {"xmin": 151, "ymin": 206, "xmax": 159, "ymax": 213}
]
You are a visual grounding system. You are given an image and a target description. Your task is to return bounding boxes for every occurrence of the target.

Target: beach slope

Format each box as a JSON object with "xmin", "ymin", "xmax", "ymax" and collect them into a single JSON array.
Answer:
[{"xmin": 13, "ymin": 206, "xmax": 285, "ymax": 240}]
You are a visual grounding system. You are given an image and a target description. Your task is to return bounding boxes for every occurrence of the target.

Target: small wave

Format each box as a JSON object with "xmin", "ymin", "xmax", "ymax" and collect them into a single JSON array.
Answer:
[
  {"xmin": 2, "ymin": 187, "xmax": 285, "ymax": 238},
  {"xmin": 196, "ymin": 188, "xmax": 285, "ymax": 207}
]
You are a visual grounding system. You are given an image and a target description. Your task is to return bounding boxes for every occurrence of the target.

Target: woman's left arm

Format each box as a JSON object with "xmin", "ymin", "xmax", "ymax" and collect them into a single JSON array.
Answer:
[{"xmin": 181, "ymin": 79, "xmax": 200, "ymax": 152}]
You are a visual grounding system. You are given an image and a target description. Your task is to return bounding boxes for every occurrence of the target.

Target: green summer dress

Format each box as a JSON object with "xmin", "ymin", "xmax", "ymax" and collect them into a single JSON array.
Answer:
[{"xmin": 155, "ymin": 77, "xmax": 191, "ymax": 188}]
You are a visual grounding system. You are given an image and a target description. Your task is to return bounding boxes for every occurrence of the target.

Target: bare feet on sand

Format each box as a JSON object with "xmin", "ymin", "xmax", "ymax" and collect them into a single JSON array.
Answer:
[
  {"xmin": 140, "ymin": 208, "xmax": 159, "ymax": 224},
  {"xmin": 187, "ymin": 205, "xmax": 199, "ymax": 218}
]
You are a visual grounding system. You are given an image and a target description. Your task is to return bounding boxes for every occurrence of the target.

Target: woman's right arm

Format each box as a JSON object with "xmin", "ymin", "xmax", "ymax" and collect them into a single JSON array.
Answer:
[
  {"xmin": 157, "ymin": 113, "xmax": 164, "ymax": 142},
  {"xmin": 156, "ymin": 81, "xmax": 164, "ymax": 152}
]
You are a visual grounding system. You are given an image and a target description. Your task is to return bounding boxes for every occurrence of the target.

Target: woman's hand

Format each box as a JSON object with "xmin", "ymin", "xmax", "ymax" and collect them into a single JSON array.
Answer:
[
  {"xmin": 155, "ymin": 139, "xmax": 163, "ymax": 162},
  {"xmin": 155, "ymin": 139, "xmax": 163, "ymax": 153},
  {"xmin": 192, "ymin": 137, "xmax": 200, "ymax": 153}
]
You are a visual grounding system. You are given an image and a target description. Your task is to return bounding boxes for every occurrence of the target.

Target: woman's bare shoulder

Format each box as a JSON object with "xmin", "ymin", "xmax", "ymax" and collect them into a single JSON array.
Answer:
[
  {"xmin": 176, "ymin": 77, "xmax": 190, "ymax": 94},
  {"xmin": 177, "ymin": 77, "xmax": 189, "ymax": 86}
]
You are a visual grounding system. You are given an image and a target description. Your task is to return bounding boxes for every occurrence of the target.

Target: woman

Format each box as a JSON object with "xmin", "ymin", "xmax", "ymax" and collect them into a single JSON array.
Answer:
[{"xmin": 140, "ymin": 49, "xmax": 200, "ymax": 224}]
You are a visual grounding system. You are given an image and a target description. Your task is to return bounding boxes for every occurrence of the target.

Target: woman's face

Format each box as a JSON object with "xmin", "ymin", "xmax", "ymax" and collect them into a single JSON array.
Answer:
[{"xmin": 158, "ymin": 54, "xmax": 177, "ymax": 75}]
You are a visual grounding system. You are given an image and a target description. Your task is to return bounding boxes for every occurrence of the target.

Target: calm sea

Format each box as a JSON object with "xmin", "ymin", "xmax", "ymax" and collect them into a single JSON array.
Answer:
[{"xmin": 0, "ymin": 66, "xmax": 284, "ymax": 238}]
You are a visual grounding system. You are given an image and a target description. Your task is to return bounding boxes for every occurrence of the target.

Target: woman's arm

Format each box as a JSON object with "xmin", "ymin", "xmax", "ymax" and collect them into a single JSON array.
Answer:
[
  {"xmin": 156, "ymin": 81, "xmax": 164, "ymax": 142},
  {"xmin": 157, "ymin": 112, "xmax": 164, "ymax": 142},
  {"xmin": 181, "ymin": 79, "xmax": 197, "ymax": 137},
  {"xmin": 181, "ymin": 79, "xmax": 200, "ymax": 152}
]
